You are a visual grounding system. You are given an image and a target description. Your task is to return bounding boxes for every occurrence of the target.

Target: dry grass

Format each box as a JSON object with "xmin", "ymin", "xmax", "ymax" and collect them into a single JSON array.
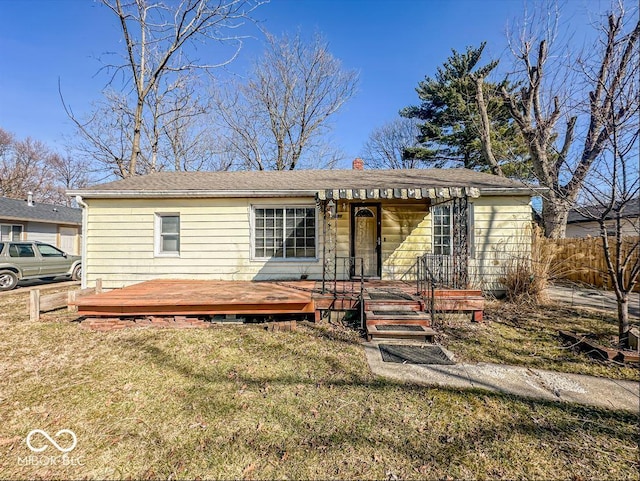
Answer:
[
  {"xmin": 0, "ymin": 288, "xmax": 638, "ymax": 480},
  {"xmin": 438, "ymin": 300, "xmax": 639, "ymax": 380}
]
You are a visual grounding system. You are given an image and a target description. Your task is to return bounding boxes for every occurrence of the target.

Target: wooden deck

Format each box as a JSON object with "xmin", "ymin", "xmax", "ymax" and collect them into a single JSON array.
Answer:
[
  {"xmin": 72, "ymin": 279, "xmax": 484, "ymax": 334},
  {"xmin": 72, "ymin": 279, "xmax": 318, "ymax": 317}
]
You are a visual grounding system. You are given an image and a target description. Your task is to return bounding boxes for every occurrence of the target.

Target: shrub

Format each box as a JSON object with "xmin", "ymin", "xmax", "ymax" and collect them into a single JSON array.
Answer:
[{"xmin": 500, "ymin": 226, "xmax": 558, "ymax": 303}]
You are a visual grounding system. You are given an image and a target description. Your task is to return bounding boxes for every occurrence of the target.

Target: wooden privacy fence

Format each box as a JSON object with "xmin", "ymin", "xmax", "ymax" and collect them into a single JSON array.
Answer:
[
  {"xmin": 28, "ymin": 279, "xmax": 103, "ymax": 321},
  {"xmin": 551, "ymin": 237, "xmax": 639, "ymax": 291}
]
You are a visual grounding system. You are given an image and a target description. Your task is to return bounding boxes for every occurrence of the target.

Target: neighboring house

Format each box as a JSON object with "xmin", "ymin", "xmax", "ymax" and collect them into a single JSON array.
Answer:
[
  {"xmin": 68, "ymin": 164, "xmax": 539, "ymax": 293},
  {"xmin": 0, "ymin": 195, "xmax": 82, "ymax": 255},
  {"xmin": 566, "ymin": 201, "xmax": 640, "ymax": 238}
]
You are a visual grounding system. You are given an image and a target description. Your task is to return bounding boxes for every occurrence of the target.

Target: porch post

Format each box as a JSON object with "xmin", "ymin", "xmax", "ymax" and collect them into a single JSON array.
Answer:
[
  {"xmin": 452, "ymin": 196, "xmax": 470, "ymax": 288},
  {"xmin": 318, "ymin": 196, "xmax": 337, "ymax": 294}
]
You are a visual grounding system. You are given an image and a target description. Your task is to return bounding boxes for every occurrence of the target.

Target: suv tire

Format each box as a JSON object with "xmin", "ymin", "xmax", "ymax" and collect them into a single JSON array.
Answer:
[
  {"xmin": 0, "ymin": 271, "xmax": 18, "ymax": 291},
  {"xmin": 71, "ymin": 265, "xmax": 82, "ymax": 281}
]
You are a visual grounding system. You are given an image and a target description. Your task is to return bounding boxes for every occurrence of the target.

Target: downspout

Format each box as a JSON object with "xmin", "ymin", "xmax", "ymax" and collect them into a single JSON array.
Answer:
[{"xmin": 75, "ymin": 195, "xmax": 88, "ymax": 289}]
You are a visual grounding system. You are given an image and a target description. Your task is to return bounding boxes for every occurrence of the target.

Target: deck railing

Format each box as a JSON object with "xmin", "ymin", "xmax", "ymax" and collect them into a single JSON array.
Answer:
[
  {"xmin": 335, "ymin": 256, "xmax": 365, "ymax": 329},
  {"xmin": 416, "ymin": 253, "xmax": 468, "ymax": 326},
  {"xmin": 418, "ymin": 253, "xmax": 467, "ymax": 289}
]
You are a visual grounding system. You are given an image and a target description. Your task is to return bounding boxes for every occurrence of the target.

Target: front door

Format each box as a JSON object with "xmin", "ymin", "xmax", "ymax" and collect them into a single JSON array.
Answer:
[{"xmin": 351, "ymin": 203, "xmax": 381, "ymax": 278}]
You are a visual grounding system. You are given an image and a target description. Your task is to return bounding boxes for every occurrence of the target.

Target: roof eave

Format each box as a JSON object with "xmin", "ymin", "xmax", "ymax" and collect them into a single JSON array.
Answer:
[
  {"xmin": 69, "ymin": 186, "xmax": 543, "ymax": 199},
  {"xmin": 67, "ymin": 189, "xmax": 319, "ymax": 199},
  {"xmin": 478, "ymin": 186, "xmax": 547, "ymax": 196},
  {"xmin": 0, "ymin": 214, "xmax": 81, "ymax": 225}
]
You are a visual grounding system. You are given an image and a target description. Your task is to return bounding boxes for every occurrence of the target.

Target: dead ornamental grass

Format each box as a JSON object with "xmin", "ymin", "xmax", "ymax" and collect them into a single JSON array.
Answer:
[{"xmin": 0, "ymin": 292, "xmax": 637, "ymax": 479}]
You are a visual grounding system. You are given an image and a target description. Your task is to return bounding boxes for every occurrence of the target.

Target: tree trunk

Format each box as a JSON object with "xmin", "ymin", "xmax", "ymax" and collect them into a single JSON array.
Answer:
[
  {"xmin": 542, "ymin": 197, "xmax": 570, "ymax": 239},
  {"xmin": 475, "ymin": 76, "xmax": 503, "ymax": 177},
  {"xmin": 129, "ymin": 98, "xmax": 145, "ymax": 177},
  {"xmin": 618, "ymin": 294, "xmax": 629, "ymax": 348}
]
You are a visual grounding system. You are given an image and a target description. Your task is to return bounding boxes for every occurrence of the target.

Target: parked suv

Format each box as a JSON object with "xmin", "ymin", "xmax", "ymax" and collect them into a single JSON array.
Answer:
[{"xmin": 0, "ymin": 241, "xmax": 82, "ymax": 291}]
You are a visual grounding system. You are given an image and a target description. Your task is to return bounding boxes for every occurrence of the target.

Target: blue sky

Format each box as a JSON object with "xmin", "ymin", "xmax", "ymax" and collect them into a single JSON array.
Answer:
[{"xmin": 0, "ymin": 0, "xmax": 602, "ymax": 169}]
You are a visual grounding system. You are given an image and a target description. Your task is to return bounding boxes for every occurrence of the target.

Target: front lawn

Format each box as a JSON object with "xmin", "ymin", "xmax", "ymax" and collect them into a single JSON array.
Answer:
[
  {"xmin": 0, "ymin": 290, "xmax": 637, "ymax": 480},
  {"xmin": 439, "ymin": 300, "xmax": 639, "ymax": 380}
]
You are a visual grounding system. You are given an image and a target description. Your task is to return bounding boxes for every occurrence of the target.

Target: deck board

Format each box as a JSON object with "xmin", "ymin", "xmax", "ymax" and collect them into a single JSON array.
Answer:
[
  {"xmin": 73, "ymin": 279, "xmax": 317, "ymax": 316},
  {"xmin": 72, "ymin": 279, "xmax": 484, "ymax": 319}
]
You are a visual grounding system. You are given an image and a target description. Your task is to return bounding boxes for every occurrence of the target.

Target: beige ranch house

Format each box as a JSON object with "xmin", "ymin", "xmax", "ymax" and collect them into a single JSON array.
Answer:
[{"xmin": 69, "ymin": 167, "xmax": 537, "ymax": 294}]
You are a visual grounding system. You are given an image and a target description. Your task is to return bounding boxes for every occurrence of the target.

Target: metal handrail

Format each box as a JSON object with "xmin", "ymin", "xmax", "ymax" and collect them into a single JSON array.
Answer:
[
  {"xmin": 416, "ymin": 254, "xmax": 437, "ymax": 327},
  {"xmin": 418, "ymin": 253, "xmax": 466, "ymax": 289},
  {"xmin": 334, "ymin": 256, "xmax": 365, "ymax": 330}
]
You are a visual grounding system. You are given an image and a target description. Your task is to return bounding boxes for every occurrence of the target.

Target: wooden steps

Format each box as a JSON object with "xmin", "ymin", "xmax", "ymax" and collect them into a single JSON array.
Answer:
[{"xmin": 364, "ymin": 290, "xmax": 434, "ymax": 342}]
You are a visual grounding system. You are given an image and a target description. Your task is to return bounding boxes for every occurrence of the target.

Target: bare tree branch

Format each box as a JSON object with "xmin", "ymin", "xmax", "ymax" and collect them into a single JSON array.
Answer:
[{"xmin": 212, "ymin": 32, "xmax": 358, "ymax": 171}]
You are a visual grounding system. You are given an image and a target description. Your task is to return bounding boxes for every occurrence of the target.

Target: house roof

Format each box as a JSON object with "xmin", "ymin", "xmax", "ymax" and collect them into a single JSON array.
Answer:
[
  {"xmin": 0, "ymin": 197, "xmax": 82, "ymax": 225},
  {"xmin": 568, "ymin": 199, "xmax": 640, "ymax": 224},
  {"xmin": 69, "ymin": 168, "xmax": 540, "ymax": 200}
]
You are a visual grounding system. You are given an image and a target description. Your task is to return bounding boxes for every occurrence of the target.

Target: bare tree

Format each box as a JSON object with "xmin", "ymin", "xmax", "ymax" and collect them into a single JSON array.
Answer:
[
  {"xmin": 65, "ymin": 0, "xmax": 263, "ymax": 178},
  {"xmin": 154, "ymin": 74, "xmax": 229, "ymax": 172},
  {"xmin": 576, "ymin": 52, "xmax": 639, "ymax": 348},
  {"xmin": 67, "ymin": 90, "xmax": 135, "ymax": 179},
  {"xmin": 361, "ymin": 118, "xmax": 427, "ymax": 169},
  {"xmin": 48, "ymin": 153, "xmax": 91, "ymax": 206},
  {"xmin": 212, "ymin": 32, "xmax": 359, "ymax": 170},
  {"xmin": 501, "ymin": 3, "xmax": 640, "ymax": 238},
  {"xmin": 0, "ymin": 127, "xmax": 86, "ymax": 204},
  {"xmin": 0, "ymin": 131, "xmax": 56, "ymax": 202}
]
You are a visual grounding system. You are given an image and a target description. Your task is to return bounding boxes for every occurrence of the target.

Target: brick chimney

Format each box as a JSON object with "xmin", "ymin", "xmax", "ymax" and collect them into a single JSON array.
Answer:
[{"xmin": 352, "ymin": 158, "xmax": 364, "ymax": 170}]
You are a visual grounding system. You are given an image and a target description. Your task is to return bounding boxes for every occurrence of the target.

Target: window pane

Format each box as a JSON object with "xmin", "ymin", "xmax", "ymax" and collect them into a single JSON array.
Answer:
[
  {"xmin": 11, "ymin": 225, "xmax": 22, "ymax": 241},
  {"xmin": 158, "ymin": 215, "xmax": 180, "ymax": 253},
  {"xmin": 162, "ymin": 235, "xmax": 179, "ymax": 252},
  {"xmin": 253, "ymin": 206, "xmax": 315, "ymax": 259},
  {"xmin": 162, "ymin": 216, "xmax": 180, "ymax": 234},
  {"xmin": 11, "ymin": 244, "xmax": 35, "ymax": 257},
  {"xmin": 433, "ymin": 204, "xmax": 452, "ymax": 256},
  {"xmin": 37, "ymin": 244, "xmax": 64, "ymax": 257}
]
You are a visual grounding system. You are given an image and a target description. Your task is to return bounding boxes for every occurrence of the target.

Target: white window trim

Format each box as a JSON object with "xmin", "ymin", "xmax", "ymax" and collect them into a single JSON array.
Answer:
[
  {"xmin": 154, "ymin": 213, "xmax": 180, "ymax": 258},
  {"xmin": 250, "ymin": 204, "xmax": 319, "ymax": 262}
]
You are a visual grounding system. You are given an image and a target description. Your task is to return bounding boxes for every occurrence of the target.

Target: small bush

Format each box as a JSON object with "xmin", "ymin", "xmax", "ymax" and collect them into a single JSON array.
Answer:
[{"xmin": 500, "ymin": 227, "xmax": 557, "ymax": 303}]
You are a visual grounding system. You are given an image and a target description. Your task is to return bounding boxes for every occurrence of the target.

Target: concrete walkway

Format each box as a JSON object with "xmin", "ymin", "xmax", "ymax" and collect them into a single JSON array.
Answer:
[
  {"xmin": 364, "ymin": 341, "xmax": 640, "ymax": 412},
  {"xmin": 546, "ymin": 285, "xmax": 640, "ymax": 320}
]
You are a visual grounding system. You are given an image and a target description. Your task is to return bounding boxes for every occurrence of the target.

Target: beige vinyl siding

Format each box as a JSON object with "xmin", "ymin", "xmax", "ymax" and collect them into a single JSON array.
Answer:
[
  {"xmin": 381, "ymin": 203, "xmax": 430, "ymax": 280},
  {"xmin": 83, "ymin": 197, "xmax": 322, "ymax": 289},
  {"xmin": 326, "ymin": 197, "xmax": 532, "ymax": 286},
  {"xmin": 333, "ymin": 202, "xmax": 351, "ymax": 279},
  {"xmin": 469, "ymin": 195, "xmax": 533, "ymax": 291},
  {"xmin": 331, "ymin": 200, "xmax": 431, "ymax": 280},
  {"xmin": 83, "ymin": 194, "xmax": 533, "ymax": 292}
]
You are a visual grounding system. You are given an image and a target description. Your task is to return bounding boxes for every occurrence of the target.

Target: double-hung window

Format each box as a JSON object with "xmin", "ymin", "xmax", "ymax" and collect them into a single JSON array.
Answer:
[
  {"xmin": 432, "ymin": 204, "xmax": 452, "ymax": 255},
  {"xmin": 1, "ymin": 224, "xmax": 23, "ymax": 241},
  {"xmin": 156, "ymin": 214, "xmax": 180, "ymax": 256},
  {"xmin": 253, "ymin": 206, "xmax": 316, "ymax": 260}
]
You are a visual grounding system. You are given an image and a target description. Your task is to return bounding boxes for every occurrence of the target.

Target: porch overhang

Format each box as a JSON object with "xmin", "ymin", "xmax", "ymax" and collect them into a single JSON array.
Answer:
[{"xmin": 315, "ymin": 186, "xmax": 480, "ymax": 201}]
